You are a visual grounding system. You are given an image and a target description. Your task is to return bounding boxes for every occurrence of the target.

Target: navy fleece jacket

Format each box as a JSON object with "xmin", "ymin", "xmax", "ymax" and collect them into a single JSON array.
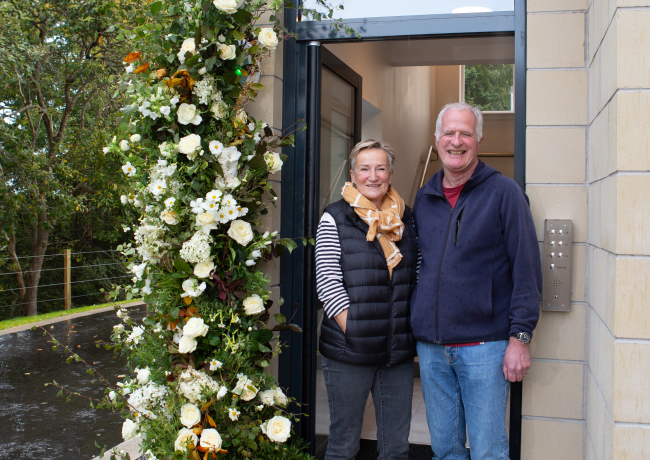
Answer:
[{"xmin": 410, "ymin": 161, "xmax": 542, "ymax": 345}]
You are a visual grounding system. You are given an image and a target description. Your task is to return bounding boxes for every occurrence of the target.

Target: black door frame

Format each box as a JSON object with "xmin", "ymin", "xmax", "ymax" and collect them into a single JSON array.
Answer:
[{"xmin": 279, "ymin": 3, "xmax": 527, "ymax": 458}]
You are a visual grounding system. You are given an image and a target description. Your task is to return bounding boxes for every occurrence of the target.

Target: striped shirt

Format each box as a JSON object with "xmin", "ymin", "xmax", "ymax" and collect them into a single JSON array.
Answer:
[
  {"xmin": 315, "ymin": 211, "xmax": 421, "ymax": 319},
  {"xmin": 315, "ymin": 212, "xmax": 350, "ymax": 319}
]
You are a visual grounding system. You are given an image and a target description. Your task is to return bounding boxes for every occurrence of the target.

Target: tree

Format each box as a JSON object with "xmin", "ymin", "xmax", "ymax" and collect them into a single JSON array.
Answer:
[
  {"xmin": 0, "ymin": 0, "xmax": 141, "ymax": 315},
  {"xmin": 464, "ymin": 64, "xmax": 514, "ymax": 112}
]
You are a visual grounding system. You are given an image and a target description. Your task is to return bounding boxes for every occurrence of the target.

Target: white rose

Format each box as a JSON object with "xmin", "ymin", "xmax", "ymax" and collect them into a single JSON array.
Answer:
[
  {"xmin": 196, "ymin": 212, "xmax": 218, "ymax": 233},
  {"xmin": 180, "ymin": 403, "xmax": 201, "ymax": 428},
  {"xmin": 178, "ymin": 335, "xmax": 198, "ymax": 353},
  {"xmin": 178, "ymin": 133, "xmax": 202, "ymax": 157},
  {"xmin": 200, "ymin": 428, "xmax": 223, "ymax": 452},
  {"xmin": 177, "ymin": 38, "xmax": 196, "ymax": 63},
  {"xmin": 130, "ymin": 134, "xmax": 141, "ymax": 143},
  {"xmin": 235, "ymin": 109, "xmax": 247, "ymax": 124},
  {"xmin": 122, "ymin": 419, "xmax": 139, "ymax": 441},
  {"xmin": 218, "ymin": 44, "xmax": 236, "ymax": 60},
  {"xmin": 233, "ymin": 376, "xmax": 258, "ymax": 401},
  {"xmin": 136, "ymin": 368, "xmax": 150, "ymax": 384},
  {"xmin": 227, "ymin": 220, "xmax": 253, "ymax": 246},
  {"xmin": 213, "ymin": 0, "xmax": 237, "ymax": 14},
  {"xmin": 258, "ymin": 389, "xmax": 276, "ymax": 406},
  {"xmin": 261, "ymin": 416, "xmax": 291, "ymax": 443},
  {"xmin": 177, "ymin": 103, "xmax": 202, "ymax": 125},
  {"xmin": 274, "ymin": 387, "xmax": 288, "ymax": 406},
  {"xmin": 242, "ymin": 294, "xmax": 265, "ymax": 315},
  {"xmin": 174, "ymin": 428, "xmax": 198, "ymax": 452},
  {"xmin": 183, "ymin": 317, "xmax": 210, "ymax": 338},
  {"xmin": 264, "ymin": 152, "xmax": 283, "ymax": 174},
  {"xmin": 258, "ymin": 28, "xmax": 278, "ymax": 49},
  {"xmin": 211, "ymin": 101, "xmax": 227, "ymax": 119},
  {"xmin": 120, "ymin": 140, "xmax": 130, "ymax": 151},
  {"xmin": 160, "ymin": 210, "xmax": 178, "ymax": 225},
  {"xmin": 193, "ymin": 260, "xmax": 214, "ymax": 279}
]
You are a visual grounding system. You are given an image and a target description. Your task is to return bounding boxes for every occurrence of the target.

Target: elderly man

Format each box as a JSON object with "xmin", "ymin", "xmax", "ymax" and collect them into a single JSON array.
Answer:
[{"xmin": 411, "ymin": 102, "xmax": 542, "ymax": 460}]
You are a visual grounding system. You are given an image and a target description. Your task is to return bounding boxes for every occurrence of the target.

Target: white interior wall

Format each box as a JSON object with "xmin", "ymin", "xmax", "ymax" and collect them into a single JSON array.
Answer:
[{"xmin": 325, "ymin": 40, "xmax": 516, "ymax": 206}]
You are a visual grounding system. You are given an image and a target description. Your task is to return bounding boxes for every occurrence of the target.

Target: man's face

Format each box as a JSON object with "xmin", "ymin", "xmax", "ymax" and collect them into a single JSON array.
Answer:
[{"xmin": 436, "ymin": 109, "xmax": 483, "ymax": 177}]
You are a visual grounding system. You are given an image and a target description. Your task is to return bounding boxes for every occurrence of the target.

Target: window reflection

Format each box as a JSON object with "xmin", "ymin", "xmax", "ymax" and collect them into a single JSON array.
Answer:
[{"xmin": 301, "ymin": 0, "xmax": 513, "ymax": 21}]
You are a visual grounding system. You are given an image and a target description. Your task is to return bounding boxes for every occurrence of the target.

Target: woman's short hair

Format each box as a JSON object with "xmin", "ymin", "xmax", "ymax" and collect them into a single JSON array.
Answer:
[
  {"xmin": 434, "ymin": 102, "xmax": 483, "ymax": 141},
  {"xmin": 349, "ymin": 139, "xmax": 396, "ymax": 172}
]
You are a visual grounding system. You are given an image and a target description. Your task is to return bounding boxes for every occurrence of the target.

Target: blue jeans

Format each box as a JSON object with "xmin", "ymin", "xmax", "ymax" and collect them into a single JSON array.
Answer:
[
  {"xmin": 417, "ymin": 341, "xmax": 510, "ymax": 460},
  {"xmin": 322, "ymin": 356, "xmax": 414, "ymax": 460}
]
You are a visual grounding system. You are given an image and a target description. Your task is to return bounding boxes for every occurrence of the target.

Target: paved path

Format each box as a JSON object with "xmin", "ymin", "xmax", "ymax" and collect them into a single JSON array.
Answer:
[{"xmin": 0, "ymin": 302, "xmax": 146, "ymax": 460}]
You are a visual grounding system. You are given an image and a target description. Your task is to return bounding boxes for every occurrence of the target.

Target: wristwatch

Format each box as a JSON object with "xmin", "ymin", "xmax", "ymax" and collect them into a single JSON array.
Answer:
[{"xmin": 510, "ymin": 332, "xmax": 531, "ymax": 344}]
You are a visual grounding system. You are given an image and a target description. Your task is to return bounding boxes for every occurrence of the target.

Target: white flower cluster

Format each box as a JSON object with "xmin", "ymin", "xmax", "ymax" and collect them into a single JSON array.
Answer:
[
  {"xmin": 209, "ymin": 142, "xmax": 242, "ymax": 189},
  {"xmin": 127, "ymin": 381, "xmax": 169, "ymax": 420},
  {"xmin": 136, "ymin": 85, "xmax": 176, "ymax": 121},
  {"xmin": 177, "ymin": 368, "xmax": 227, "ymax": 403},
  {"xmin": 194, "ymin": 76, "xmax": 221, "ymax": 106},
  {"xmin": 134, "ymin": 223, "xmax": 170, "ymax": 261},
  {"xmin": 179, "ymin": 231, "xmax": 213, "ymax": 264},
  {"xmin": 258, "ymin": 387, "xmax": 289, "ymax": 407},
  {"xmin": 147, "ymin": 160, "xmax": 180, "ymax": 200}
]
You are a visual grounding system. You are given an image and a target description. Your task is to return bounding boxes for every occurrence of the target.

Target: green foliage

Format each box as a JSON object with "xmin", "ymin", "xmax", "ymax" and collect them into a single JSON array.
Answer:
[
  {"xmin": 0, "ymin": 0, "xmax": 143, "ymax": 316},
  {"xmin": 464, "ymin": 64, "xmax": 514, "ymax": 112}
]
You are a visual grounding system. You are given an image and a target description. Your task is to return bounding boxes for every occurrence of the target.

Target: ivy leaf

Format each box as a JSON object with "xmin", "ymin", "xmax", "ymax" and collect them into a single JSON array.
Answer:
[{"xmin": 232, "ymin": 30, "xmax": 245, "ymax": 41}]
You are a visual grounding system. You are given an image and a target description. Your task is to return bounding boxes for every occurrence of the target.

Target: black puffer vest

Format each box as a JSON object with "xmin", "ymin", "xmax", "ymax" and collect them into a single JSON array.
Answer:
[{"xmin": 318, "ymin": 199, "xmax": 418, "ymax": 367}]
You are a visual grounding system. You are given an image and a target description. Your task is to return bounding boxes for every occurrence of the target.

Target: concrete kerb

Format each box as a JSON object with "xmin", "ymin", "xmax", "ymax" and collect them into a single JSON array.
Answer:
[
  {"xmin": 0, "ymin": 301, "xmax": 146, "ymax": 337},
  {"xmin": 92, "ymin": 438, "xmax": 143, "ymax": 460}
]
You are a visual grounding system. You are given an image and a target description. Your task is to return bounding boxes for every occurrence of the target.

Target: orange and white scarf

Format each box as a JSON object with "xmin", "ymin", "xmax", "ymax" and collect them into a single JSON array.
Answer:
[{"xmin": 341, "ymin": 182, "xmax": 405, "ymax": 278}]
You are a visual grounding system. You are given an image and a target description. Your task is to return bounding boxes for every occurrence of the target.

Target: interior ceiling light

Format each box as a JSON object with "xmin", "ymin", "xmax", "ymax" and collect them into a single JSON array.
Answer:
[{"xmin": 451, "ymin": 6, "xmax": 493, "ymax": 13}]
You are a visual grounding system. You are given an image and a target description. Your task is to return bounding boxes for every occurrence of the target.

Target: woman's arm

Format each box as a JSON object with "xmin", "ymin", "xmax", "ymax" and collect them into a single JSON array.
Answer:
[{"xmin": 315, "ymin": 212, "xmax": 350, "ymax": 332}]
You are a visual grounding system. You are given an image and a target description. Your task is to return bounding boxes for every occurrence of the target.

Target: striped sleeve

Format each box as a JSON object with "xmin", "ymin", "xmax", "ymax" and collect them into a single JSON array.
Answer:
[{"xmin": 315, "ymin": 212, "xmax": 350, "ymax": 319}]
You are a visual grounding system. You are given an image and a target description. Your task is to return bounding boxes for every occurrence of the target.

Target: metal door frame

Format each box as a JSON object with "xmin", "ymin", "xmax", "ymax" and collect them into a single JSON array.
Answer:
[{"xmin": 279, "ymin": 3, "xmax": 527, "ymax": 457}]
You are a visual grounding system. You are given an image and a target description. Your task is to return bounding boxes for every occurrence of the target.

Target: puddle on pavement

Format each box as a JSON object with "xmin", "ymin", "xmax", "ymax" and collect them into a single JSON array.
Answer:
[{"xmin": 0, "ymin": 305, "xmax": 147, "ymax": 460}]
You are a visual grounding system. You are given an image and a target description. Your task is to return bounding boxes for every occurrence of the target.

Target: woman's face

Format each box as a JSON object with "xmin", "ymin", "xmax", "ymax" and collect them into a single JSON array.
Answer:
[{"xmin": 350, "ymin": 148, "xmax": 393, "ymax": 209}]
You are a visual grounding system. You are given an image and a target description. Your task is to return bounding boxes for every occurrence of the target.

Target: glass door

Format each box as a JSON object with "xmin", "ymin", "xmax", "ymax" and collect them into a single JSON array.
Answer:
[{"xmin": 318, "ymin": 47, "xmax": 362, "ymax": 215}]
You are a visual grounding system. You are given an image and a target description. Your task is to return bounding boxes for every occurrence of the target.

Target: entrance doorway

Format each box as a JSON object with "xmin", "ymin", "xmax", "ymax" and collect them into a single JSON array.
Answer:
[
  {"xmin": 313, "ymin": 34, "xmax": 517, "ymax": 453},
  {"xmin": 278, "ymin": 4, "xmax": 527, "ymax": 458}
]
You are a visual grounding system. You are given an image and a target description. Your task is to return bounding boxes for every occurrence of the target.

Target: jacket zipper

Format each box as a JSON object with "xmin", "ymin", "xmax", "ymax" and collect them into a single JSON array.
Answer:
[
  {"xmin": 436, "ymin": 207, "xmax": 455, "ymax": 343},
  {"xmin": 454, "ymin": 205, "xmax": 465, "ymax": 246},
  {"xmin": 386, "ymin": 282, "xmax": 393, "ymax": 366}
]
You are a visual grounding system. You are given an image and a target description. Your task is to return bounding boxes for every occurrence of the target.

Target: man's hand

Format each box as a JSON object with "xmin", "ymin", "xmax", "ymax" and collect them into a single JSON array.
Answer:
[
  {"xmin": 503, "ymin": 337, "xmax": 531, "ymax": 382},
  {"xmin": 334, "ymin": 309, "xmax": 348, "ymax": 333}
]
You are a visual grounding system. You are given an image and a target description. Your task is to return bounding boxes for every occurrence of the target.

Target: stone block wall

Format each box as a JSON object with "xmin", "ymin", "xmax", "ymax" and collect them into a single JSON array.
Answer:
[
  {"xmin": 585, "ymin": 0, "xmax": 650, "ymax": 459},
  {"xmin": 524, "ymin": 1, "xmax": 589, "ymax": 458}
]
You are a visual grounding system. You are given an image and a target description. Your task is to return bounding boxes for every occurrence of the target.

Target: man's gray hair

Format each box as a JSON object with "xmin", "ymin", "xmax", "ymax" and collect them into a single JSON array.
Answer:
[
  {"xmin": 349, "ymin": 139, "xmax": 396, "ymax": 172},
  {"xmin": 434, "ymin": 102, "xmax": 484, "ymax": 141}
]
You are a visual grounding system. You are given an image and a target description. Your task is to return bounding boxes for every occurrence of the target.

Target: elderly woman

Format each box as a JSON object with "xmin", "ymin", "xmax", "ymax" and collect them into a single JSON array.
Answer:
[{"xmin": 315, "ymin": 140, "xmax": 418, "ymax": 460}]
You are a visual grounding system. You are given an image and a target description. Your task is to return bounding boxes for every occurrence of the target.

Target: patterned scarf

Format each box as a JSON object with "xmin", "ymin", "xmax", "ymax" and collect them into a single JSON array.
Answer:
[{"xmin": 341, "ymin": 182, "xmax": 405, "ymax": 278}]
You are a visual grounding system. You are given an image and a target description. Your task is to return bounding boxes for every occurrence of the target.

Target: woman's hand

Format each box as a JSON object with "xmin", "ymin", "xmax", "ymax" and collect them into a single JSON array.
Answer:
[{"xmin": 334, "ymin": 309, "xmax": 348, "ymax": 333}]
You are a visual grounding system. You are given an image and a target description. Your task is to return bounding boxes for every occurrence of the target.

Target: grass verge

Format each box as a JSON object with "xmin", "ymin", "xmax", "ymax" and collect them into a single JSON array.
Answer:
[{"xmin": 0, "ymin": 299, "xmax": 135, "ymax": 331}]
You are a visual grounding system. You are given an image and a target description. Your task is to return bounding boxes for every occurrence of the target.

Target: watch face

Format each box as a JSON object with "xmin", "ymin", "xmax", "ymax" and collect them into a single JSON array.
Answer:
[{"xmin": 512, "ymin": 332, "xmax": 531, "ymax": 343}]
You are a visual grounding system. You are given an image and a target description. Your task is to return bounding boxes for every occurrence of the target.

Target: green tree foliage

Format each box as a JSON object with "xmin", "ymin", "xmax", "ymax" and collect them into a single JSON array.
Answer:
[
  {"xmin": 0, "ymin": 0, "xmax": 142, "ymax": 316},
  {"xmin": 464, "ymin": 64, "xmax": 514, "ymax": 112}
]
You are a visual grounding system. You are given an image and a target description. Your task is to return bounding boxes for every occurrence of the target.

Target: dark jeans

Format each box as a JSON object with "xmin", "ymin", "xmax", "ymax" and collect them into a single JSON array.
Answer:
[{"xmin": 322, "ymin": 356, "xmax": 414, "ymax": 460}]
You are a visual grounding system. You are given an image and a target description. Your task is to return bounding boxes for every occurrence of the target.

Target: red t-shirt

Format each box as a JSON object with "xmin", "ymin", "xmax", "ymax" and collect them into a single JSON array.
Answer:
[{"xmin": 442, "ymin": 181, "xmax": 480, "ymax": 347}]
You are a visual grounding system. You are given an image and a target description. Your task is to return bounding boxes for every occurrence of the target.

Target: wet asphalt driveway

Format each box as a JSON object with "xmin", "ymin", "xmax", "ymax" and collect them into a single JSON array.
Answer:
[{"xmin": 0, "ymin": 305, "xmax": 146, "ymax": 460}]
